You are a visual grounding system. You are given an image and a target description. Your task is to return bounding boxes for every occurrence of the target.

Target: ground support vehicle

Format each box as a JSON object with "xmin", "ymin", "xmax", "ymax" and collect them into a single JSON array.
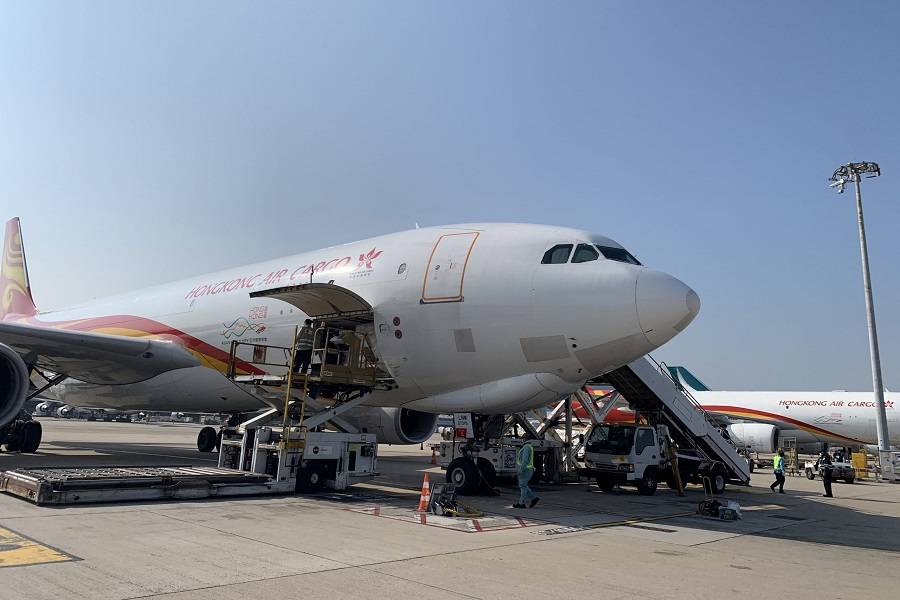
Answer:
[
  {"xmin": 0, "ymin": 405, "xmax": 378, "ymax": 505},
  {"xmin": 579, "ymin": 423, "xmax": 730, "ymax": 495},
  {"xmin": 435, "ymin": 434, "xmax": 565, "ymax": 495},
  {"xmin": 595, "ymin": 357, "xmax": 751, "ymax": 489},
  {"xmin": 804, "ymin": 460, "xmax": 856, "ymax": 484},
  {"xmin": 1, "ymin": 311, "xmax": 385, "ymax": 505}
]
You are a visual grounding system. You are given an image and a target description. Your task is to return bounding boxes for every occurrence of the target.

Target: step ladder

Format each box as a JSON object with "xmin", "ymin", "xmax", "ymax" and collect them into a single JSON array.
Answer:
[{"xmin": 601, "ymin": 356, "xmax": 752, "ymax": 485}]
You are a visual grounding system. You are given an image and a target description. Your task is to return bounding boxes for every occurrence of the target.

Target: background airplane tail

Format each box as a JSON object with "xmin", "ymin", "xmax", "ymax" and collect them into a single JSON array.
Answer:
[
  {"xmin": 666, "ymin": 365, "xmax": 711, "ymax": 391},
  {"xmin": 1, "ymin": 217, "xmax": 38, "ymax": 319}
]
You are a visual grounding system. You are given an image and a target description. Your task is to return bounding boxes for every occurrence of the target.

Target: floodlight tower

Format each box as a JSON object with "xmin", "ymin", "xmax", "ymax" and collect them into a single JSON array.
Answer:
[{"xmin": 828, "ymin": 162, "xmax": 891, "ymax": 459}]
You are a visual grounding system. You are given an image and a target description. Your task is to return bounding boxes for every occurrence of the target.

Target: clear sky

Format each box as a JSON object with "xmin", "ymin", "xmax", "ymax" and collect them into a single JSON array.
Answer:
[{"xmin": 1, "ymin": 1, "xmax": 898, "ymax": 391}]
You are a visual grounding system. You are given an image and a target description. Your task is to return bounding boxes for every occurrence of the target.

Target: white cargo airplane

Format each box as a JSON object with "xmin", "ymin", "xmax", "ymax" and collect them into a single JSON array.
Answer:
[
  {"xmin": 668, "ymin": 366, "xmax": 900, "ymax": 451},
  {"xmin": 0, "ymin": 217, "xmax": 700, "ymax": 452}
]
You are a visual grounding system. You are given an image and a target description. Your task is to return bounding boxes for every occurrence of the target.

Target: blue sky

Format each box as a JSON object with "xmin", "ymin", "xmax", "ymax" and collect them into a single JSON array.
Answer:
[{"xmin": 1, "ymin": 1, "xmax": 898, "ymax": 390}]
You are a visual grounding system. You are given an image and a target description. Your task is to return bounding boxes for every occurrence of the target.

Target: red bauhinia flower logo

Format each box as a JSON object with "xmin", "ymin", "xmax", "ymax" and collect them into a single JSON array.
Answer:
[{"xmin": 356, "ymin": 248, "xmax": 383, "ymax": 270}]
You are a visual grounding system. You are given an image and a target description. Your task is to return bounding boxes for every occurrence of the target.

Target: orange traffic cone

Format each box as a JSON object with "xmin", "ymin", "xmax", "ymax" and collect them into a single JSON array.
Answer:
[
  {"xmin": 430, "ymin": 447, "xmax": 437, "ymax": 465},
  {"xmin": 416, "ymin": 472, "xmax": 431, "ymax": 512}
]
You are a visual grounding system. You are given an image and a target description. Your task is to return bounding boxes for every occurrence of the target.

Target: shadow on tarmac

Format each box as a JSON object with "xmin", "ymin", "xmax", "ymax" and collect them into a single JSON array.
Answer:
[{"xmin": 2, "ymin": 438, "xmax": 897, "ymax": 553}]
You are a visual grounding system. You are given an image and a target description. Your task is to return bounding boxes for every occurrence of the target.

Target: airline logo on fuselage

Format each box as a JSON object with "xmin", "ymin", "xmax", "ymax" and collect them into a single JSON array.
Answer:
[
  {"xmin": 778, "ymin": 399, "xmax": 895, "ymax": 409},
  {"xmin": 184, "ymin": 248, "xmax": 383, "ymax": 299}
]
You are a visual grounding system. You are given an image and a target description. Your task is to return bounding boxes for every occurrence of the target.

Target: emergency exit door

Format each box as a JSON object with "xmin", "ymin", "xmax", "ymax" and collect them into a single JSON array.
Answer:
[{"xmin": 421, "ymin": 232, "xmax": 479, "ymax": 303}]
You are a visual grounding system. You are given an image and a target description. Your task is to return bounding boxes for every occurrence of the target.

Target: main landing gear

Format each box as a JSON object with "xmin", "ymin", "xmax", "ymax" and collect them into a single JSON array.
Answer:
[
  {"xmin": 197, "ymin": 426, "xmax": 220, "ymax": 453},
  {"xmin": 197, "ymin": 414, "xmax": 243, "ymax": 453},
  {"xmin": 1, "ymin": 411, "xmax": 42, "ymax": 454}
]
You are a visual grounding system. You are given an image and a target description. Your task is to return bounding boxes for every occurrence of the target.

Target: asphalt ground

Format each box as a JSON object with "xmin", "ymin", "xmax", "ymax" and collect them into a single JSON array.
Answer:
[{"xmin": 0, "ymin": 418, "xmax": 898, "ymax": 600}]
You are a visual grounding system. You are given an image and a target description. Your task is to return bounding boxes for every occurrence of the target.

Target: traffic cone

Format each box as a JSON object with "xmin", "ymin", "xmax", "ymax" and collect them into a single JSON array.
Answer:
[
  {"xmin": 430, "ymin": 447, "xmax": 437, "ymax": 465},
  {"xmin": 416, "ymin": 472, "xmax": 431, "ymax": 512}
]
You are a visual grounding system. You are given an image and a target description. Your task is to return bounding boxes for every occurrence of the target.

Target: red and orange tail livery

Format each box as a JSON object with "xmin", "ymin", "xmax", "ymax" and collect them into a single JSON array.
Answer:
[{"xmin": 1, "ymin": 217, "xmax": 38, "ymax": 320}]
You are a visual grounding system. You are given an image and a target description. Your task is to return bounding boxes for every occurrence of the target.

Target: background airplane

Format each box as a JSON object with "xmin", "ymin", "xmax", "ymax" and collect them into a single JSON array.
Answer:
[
  {"xmin": 0, "ymin": 217, "xmax": 699, "ymax": 453},
  {"xmin": 667, "ymin": 366, "xmax": 899, "ymax": 451}
]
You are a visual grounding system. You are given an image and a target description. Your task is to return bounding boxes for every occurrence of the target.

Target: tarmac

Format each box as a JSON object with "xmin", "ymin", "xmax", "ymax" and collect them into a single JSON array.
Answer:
[{"xmin": 0, "ymin": 418, "xmax": 898, "ymax": 600}]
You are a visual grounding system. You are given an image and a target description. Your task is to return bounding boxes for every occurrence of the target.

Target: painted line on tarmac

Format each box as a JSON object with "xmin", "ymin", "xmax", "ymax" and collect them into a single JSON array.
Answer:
[
  {"xmin": 536, "ymin": 511, "xmax": 695, "ymax": 536},
  {"xmin": 0, "ymin": 524, "xmax": 80, "ymax": 568}
]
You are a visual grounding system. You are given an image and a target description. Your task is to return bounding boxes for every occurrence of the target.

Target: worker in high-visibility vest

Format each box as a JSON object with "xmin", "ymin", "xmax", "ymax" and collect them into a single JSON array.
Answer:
[
  {"xmin": 292, "ymin": 319, "xmax": 315, "ymax": 374},
  {"xmin": 769, "ymin": 448, "xmax": 786, "ymax": 493},
  {"xmin": 513, "ymin": 443, "xmax": 540, "ymax": 508}
]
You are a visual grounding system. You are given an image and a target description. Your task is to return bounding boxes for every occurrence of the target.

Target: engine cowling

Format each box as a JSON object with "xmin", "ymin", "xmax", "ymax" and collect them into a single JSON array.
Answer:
[
  {"xmin": 727, "ymin": 423, "xmax": 779, "ymax": 453},
  {"xmin": 340, "ymin": 407, "xmax": 438, "ymax": 445},
  {"xmin": 0, "ymin": 343, "xmax": 29, "ymax": 428}
]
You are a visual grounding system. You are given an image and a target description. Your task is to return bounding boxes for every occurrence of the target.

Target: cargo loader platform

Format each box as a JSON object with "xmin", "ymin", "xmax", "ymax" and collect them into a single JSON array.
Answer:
[{"xmin": 0, "ymin": 465, "xmax": 276, "ymax": 505}]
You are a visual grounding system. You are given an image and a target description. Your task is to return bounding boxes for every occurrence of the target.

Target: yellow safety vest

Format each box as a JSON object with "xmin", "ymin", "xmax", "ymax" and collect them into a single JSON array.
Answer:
[
  {"xmin": 773, "ymin": 455, "xmax": 784, "ymax": 472},
  {"xmin": 295, "ymin": 327, "xmax": 315, "ymax": 351}
]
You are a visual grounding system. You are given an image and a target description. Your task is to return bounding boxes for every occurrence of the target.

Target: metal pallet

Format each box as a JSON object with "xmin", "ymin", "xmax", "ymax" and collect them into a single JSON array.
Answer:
[{"xmin": 0, "ymin": 465, "xmax": 278, "ymax": 505}]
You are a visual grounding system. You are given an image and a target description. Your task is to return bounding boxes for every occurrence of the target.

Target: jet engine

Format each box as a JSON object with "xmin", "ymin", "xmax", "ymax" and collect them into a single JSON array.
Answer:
[
  {"xmin": 0, "ymin": 343, "xmax": 29, "ymax": 428},
  {"xmin": 727, "ymin": 423, "xmax": 778, "ymax": 453},
  {"xmin": 340, "ymin": 407, "xmax": 438, "ymax": 445}
]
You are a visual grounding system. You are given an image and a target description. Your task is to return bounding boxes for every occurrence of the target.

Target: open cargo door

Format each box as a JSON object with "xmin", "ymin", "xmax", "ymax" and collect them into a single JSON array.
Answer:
[{"xmin": 250, "ymin": 283, "xmax": 373, "ymax": 326}]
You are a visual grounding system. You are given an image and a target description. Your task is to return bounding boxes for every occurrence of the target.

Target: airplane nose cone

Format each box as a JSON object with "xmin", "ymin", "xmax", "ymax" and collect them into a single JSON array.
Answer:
[{"xmin": 635, "ymin": 270, "xmax": 700, "ymax": 347}]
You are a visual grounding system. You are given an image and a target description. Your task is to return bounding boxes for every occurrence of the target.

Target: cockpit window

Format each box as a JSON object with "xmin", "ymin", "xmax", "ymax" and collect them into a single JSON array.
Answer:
[
  {"xmin": 541, "ymin": 244, "xmax": 573, "ymax": 264},
  {"xmin": 571, "ymin": 243, "xmax": 599, "ymax": 263},
  {"xmin": 596, "ymin": 245, "xmax": 641, "ymax": 265}
]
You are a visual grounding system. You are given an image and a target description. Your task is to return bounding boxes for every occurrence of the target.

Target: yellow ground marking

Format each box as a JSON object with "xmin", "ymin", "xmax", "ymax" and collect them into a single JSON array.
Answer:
[{"xmin": 0, "ymin": 525, "xmax": 78, "ymax": 568}]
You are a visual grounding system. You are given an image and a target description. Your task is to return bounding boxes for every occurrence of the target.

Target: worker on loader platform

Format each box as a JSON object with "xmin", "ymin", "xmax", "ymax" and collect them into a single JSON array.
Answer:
[
  {"xmin": 292, "ymin": 319, "xmax": 315, "ymax": 374},
  {"xmin": 513, "ymin": 443, "xmax": 540, "ymax": 509}
]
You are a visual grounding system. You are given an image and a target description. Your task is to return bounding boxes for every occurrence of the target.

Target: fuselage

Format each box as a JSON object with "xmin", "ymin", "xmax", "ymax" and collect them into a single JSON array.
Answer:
[
  {"xmin": 28, "ymin": 223, "xmax": 699, "ymax": 415},
  {"xmin": 589, "ymin": 390, "xmax": 899, "ymax": 446},
  {"xmin": 695, "ymin": 390, "xmax": 900, "ymax": 446}
]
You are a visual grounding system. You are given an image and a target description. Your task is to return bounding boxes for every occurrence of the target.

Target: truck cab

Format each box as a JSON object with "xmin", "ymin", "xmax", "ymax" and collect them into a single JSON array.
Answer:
[{"xmin": 582, "ymin": 424, "xmax": 664, "ymax": 495}]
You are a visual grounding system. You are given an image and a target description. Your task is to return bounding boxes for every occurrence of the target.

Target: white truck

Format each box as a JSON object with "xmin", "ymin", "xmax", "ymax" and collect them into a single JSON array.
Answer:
[{"xmin": 579, "ymin": 423, "xmax": 730, "ymax": 495}]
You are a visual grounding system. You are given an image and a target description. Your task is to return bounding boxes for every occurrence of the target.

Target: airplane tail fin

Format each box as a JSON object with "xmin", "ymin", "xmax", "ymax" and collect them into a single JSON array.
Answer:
[
  {"xmin": 666, "ymin": 365, "xmax": 711, "ymax": 392},
  {"xmin": 1, "ymin": 217, "xmax": 38, "ymax": 320}
]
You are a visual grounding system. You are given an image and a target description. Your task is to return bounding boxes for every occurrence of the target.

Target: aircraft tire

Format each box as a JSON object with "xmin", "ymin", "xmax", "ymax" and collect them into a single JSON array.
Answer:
[
  {"xmin": 21, "ymin": 421, "xmax": 42, "ymax": 453},
  {"xmin": 197, "ymin": 426, "xmax": 218, "ymax": 452}
]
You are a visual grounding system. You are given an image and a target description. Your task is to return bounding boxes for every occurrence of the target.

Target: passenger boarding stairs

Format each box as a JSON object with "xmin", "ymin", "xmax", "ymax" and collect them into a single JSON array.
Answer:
[{"xmin": 602, "ymin": 356, "xmax": 752, "ymax": 485}]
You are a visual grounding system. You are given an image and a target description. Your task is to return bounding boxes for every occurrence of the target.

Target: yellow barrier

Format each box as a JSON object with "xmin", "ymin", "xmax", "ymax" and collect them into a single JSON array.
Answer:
[{"xmin": 852, "ymin": 452, "xmax": 869, "ymax": 479}]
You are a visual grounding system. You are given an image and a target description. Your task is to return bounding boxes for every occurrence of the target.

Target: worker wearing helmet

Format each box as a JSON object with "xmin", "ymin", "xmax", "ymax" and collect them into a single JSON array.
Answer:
[{"xmin": 513, "ymin": 443, "xmax": 540, "ymax": 509}]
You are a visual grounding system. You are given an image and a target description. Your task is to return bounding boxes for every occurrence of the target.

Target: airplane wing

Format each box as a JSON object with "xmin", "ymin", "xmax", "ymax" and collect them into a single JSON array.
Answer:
[{"xmin": 0, "ymin": 321, "xmax": 199, "ymax": 385}]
